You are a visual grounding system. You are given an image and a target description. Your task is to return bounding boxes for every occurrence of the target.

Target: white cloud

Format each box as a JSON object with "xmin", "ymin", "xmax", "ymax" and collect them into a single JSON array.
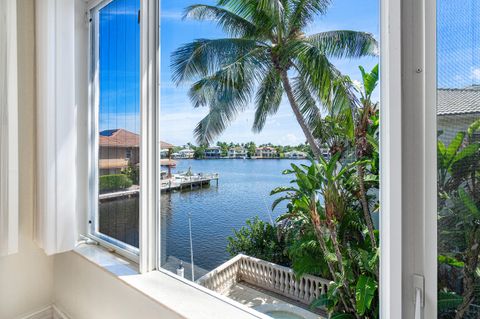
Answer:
[
  {"xmin": 470, "ymin": 68, "xmax": 480, "ymax": 81},
  {"xmin": 280, "ymin": 133, "xmax": 302, "ymax": 145},
  {"xmin": 161, "ymin": 10, "xmax": 183, "ymax": 20},
  {"xmin": 159, "ymin": 101, "xmax": 307, "ymax": 146}
]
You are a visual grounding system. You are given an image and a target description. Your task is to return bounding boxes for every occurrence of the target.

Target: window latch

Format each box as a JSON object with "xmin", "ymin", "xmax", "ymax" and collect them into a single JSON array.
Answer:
[{"xmin": 414, "ymin": 274, "xmax": 424, "ymax": 319}]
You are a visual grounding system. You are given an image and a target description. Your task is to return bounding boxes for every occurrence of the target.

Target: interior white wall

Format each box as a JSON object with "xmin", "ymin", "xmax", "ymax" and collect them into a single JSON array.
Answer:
[
  {"xmin": 53, "ymin": 252, "xmax": 184, "ymax": 319},
  {"xmin": 0, "ymin": 0, "xmax": 55, "ymax": 318},
  {"xmin": 53, "ymin": 2, "xmax": 190, "ymax": 318}
]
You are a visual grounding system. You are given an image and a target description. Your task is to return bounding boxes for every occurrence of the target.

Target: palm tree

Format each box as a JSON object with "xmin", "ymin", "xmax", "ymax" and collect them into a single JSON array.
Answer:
[
  {"xmin": 171, "ymin": 0, "xmax": 378, "ymax": 158},
  {"xmin": 354, "ymin": 64, "xmax": 379, "ymax": 249}
]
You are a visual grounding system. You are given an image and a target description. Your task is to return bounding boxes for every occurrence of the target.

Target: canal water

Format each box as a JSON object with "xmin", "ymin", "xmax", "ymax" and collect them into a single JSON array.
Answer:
[{"xmin": 100, "ymin": 159, "xmax": 308, "ymax": 273}]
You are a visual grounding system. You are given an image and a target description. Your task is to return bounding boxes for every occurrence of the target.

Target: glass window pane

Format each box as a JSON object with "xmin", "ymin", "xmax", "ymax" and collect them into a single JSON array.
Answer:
[
  {"xmin": 437, "ymin": 1, "xmax": 480, "ymax": 317},
  {"xmin": 95, "ymin": 0, "xmax": 141, "ymax": 249},
  {"xmin": 160, "ymin": 0, "xmax": 380, "ymax": 317}
]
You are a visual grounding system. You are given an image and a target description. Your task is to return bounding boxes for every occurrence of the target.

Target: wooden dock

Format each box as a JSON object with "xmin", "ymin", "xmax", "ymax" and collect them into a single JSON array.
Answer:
[
  {"xmin": 98, "ymin": 174, "xmax": 219, "ymax": 201},
  {"xmin": 99, "ymin": 188, "xmax": 139, "ymax": 201},
  {"xmin": 161, "ymin": 174, "xmax": 219, "ymax": 192}
]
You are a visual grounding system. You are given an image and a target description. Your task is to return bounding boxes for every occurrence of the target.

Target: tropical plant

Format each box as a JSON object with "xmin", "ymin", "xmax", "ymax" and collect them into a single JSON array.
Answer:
[
  {"xmin": 351, "ymin": 65, "xmax": 379, "ymax": 249},
  {"xmin": 273, "ymin": 155, "xmax": 379, "ymax": 318},
  {"xmin": 121, "ymin": 163, "xmax": 139, "ymax": 185},
  {"xmin": 171, "ymin": 0, "xmax": 377, "ymax": 158},
  {"xmin": 266, "ymin": 65, "xmax": 380, "ymax": 317},
  {"xmin": 437, "ymin": 119, "xmax": 480, "ymax": 319}
]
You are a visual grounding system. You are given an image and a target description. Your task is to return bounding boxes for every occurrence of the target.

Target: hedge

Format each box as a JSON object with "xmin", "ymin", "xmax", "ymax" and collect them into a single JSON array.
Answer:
[{"xmin": 99, "ymin": 174, "xmax": 133, "ymax": 192}]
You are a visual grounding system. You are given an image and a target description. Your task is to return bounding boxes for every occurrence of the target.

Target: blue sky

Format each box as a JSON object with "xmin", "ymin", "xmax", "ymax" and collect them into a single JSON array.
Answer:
[
  {"xmin": 98, "ymin": 0, "xmax": 479, "ymax": 146},
  {"xmin": 99, "ymin": 0, "xmax": 141, "ymax": 135}
]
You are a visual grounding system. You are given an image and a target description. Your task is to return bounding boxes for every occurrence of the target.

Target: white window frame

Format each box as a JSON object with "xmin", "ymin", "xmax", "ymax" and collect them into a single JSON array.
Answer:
[
  {"xmin": 379, "ymin": 0, "xmax": 403, "ymax": 316},
  {"xmin": 87, "ymin": 0, "xmax": 159, "ymax": 269},
  {"xmin": 82, "ymin": 0, "xmax": 442, "ymax": 315},
  {"xmin": 0, "ymin": 0, "xmax": 19, "ymax": 257},
  {"xmin": 380, "ymin": 0, "xmax": 438, "ymax": 318}
]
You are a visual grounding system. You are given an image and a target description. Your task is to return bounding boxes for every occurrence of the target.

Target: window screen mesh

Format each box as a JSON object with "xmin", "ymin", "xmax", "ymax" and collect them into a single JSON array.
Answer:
[
  {"xmin": 96, "ymin": 0, "xmax": 141, "ymax": 248},
  {"xmin": 437, "ymin": 1, "xmax": 480, "ymax": 318}
]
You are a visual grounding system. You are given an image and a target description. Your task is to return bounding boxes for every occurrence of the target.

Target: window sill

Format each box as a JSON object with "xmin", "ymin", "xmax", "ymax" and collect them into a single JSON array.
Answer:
[{"xmin": 74, "ymin": 244, "xmax": 271, "ymax": 319}]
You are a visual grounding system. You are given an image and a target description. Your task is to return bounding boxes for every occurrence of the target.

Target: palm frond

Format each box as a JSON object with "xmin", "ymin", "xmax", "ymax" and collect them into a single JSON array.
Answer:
[
  {"xmin": 288, "ymin": 0, "xmax": 331, "ymax": 35},
  {"xmin": 308, "ymin": 30, "xmax": 378, "ymax": 59},
  {"xmin": 291, "ymin": 75, "xmax": 322, "ymax": 129},
  {"xmin": 295, "ymin": 43, "xmax": 358, "ymax": 116},
  {"xmin": 194, "ymin": 104, "xmax": 235, "ymax": 145},
  {"xmin": 257, "ymin": 0, "xmax": 284, "ymax": 16},
  {"xmin": 359, "ymin": 64, "xmax": 379, "ymax": 98},
  {"xmin": 253, "ymin": 69, "xmax": 283, "ymax": 132},
  {"xmin": 294, "ymin": 44, "xmax": 338, "ymax": 109},
  {"xmin": 171, "ymin": 38, "xmax": 265, "ymax": 84},
  {"xmin": 190, "ymin": 58, "xmax": 259, "ymax": 144},
  {"xmin": 217, "ymin": 0, "xmax": 278, "ymax": 37},
  {"xmin": 188, "ymin": 46, "xmax": 270, "ymax": 108},
  {"xmin": 183, "ymin": 5, "xmax": 259, "ymax": 38}
]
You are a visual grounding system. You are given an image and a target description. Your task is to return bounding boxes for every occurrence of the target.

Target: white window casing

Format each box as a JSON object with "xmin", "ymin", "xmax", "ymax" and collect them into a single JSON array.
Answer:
[
  {"xmin": 139, "ymin": 0, "xmax": 160, "ymax": 274},
  {"xmin": 35, "ymin": 0, "xmax": 78, "ymax": 255},
  {"xmin": 0, "ymin": 0, "xmax": 19, "ymax": 257},
  {"xmin": 379, "ymin": 0, "xmax": 402, "ymax": 316},
  {"xmin": 380, "ymin": 0, "xmax": 437, "ymax": 318}
]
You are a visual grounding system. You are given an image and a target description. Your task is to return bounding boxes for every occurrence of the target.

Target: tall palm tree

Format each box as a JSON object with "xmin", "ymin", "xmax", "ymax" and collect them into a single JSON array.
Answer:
[{"xmin": 171, "ymin": 0, "xmax": 378, "ymax": 158}]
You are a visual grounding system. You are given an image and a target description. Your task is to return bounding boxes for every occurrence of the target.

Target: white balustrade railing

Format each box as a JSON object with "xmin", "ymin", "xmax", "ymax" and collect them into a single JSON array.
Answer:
[{"xmin": 196, "ymin": 254, "xmax": 331, "ymax": 306}]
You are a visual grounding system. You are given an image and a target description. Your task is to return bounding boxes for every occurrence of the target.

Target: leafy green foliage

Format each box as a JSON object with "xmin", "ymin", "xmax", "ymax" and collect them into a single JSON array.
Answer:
[
  {"xmin": 355, "ymin": 275, "xmax": 377, "ymax": 315},
  {"xmin": 226, "ymin": 217, "xmax": 289, "ymax": 265},
  {"xmin": 121, "ymin": 164, "xmax": 139, "ymax": 185},
  {"xmin": 331, "ymin": 313, "xmax": 355, "ymax": 319},
  {"xmin": 437, "ymin": 120, "xmax": 480, "ymax": 317},
  {"xmin": 99, "ymin": 174, "xmax": 133, "ymax": 193},
  {"xmin": 438, "ymin": 291, "xmax": 463, "ymax": 316},
  {"xmin": 438, "ymin": 255, "xmax": 464, "ymax": 268}
]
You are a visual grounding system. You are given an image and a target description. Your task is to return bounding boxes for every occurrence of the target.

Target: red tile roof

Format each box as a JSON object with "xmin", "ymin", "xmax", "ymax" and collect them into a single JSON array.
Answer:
[{"xmin": 99, "ymin": 129, "xmax": 174, "ymax": 149}]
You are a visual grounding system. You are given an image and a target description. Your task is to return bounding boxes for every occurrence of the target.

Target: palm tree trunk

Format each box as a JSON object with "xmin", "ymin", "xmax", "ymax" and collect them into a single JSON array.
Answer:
[
  {"xmin": 279, "ymin": 71, "xmax": 322, "ymax": 159},
  {"xmin": 309, "ymin": 196, "xmax": 355, "ymax": 315},
  {"xmin": 353, "ymin": 107, "xmax": 377, "ymax": 251},
  {"xmin": 357, "ymin": 164, "xmax": 377, "ymax": 250}
]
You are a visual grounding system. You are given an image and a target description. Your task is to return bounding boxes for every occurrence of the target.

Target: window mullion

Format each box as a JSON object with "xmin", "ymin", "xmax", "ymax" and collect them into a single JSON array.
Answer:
[{"xmin": 139, "ymin": 0, "xmax": 159, "ymax": 274}]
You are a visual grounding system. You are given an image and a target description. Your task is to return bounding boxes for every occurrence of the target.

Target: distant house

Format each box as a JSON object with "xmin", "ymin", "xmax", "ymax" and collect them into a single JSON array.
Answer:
[
  {"xmin": 437, "ymin": 87, "xmax": 480, "ymax": 144},
  {"xmin": 99, "ymin": 129, "xmax": 175, "ymax": 175},
  {"xmin": 177, "ymin": 149, "xmax": 195, "ymax": 159},
  {"xmin": 172, "ymin": 148, "xmax": 195, "ymax": 159},
  {"xmin": 228, "ymin": 147, "xmax": 247, "ymax": 159},
  {"xmin": 285, "ymin": 151, "xmax": 307, "ymax": 159},
  {"xmin": 204, "ymin": 146, "xmax": 221, "ymax": 159},
  {"xmin": 255, "ymin": 147, "xmax": 277, "ymax": 158},
  {"xmin": 99, "ymin": 129, "xmax": 140, "ymax": 176}
]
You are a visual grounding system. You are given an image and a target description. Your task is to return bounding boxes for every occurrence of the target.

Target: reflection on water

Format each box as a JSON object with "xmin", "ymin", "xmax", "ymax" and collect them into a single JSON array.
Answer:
[{"xmin": 100, "ymin": 159, "xmax": 306, "ymax": 272}]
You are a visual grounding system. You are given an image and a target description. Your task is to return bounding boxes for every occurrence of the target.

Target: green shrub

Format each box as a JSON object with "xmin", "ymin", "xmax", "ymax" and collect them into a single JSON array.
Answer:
[
  {"xmin": 227, "ymin": 217, "xmax": 289, "ymax": 266},
  {"xmin": 121, "ymin": 164, "xmax": 139, "ymax": 184},
  {"xmin": 99, "ymin": 174, "xmax": 133, "ymax": 192}
]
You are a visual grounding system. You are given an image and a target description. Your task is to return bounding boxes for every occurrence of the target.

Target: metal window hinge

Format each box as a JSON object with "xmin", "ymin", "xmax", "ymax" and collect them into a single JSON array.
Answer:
[
  {"xmin": 85, "ymin": 10, "xmax": 92, "ymax": 27},
  {"xmin": 77, "ymin": 234, "xmax": 99, "ymax": 247},
  {"xmin": 414, "ymin": 274, "xmax": 425, "ymax": 319}
]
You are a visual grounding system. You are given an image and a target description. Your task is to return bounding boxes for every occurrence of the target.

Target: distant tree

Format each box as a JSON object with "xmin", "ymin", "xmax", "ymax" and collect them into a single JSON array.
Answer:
[
  {"xmin": 194, "ymin": 146, "xmax": 205, "ymax": 159},
  {"xmin": 245, "ymin": 141, "xmax": 256, "ymax": 157}
]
